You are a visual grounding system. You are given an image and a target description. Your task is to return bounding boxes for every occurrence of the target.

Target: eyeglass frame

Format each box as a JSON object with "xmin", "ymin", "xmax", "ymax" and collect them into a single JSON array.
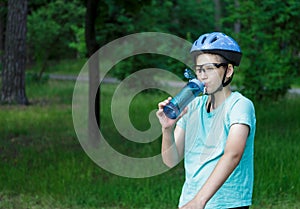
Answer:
[{"xmin": 194, "ymin": 63, "xmax": 228, "ymax": 75}]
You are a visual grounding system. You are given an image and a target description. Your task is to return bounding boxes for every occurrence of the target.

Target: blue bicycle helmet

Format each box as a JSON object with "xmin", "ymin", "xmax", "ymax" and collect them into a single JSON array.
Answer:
[{"xmin": 191, "ymin": 32, "xmax": 242, "ymax": 66}]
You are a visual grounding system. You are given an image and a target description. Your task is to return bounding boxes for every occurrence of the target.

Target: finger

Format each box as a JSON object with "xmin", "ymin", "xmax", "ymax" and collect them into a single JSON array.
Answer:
[
  {"xmin": 156, "ymin": 108, "xmax": 164, "ymax": 117},
  {"xmin": 158, "ymin": 98, "xmax": 172, "ymax": 109},
  {"xmin": 157, "ymin": 102, "xmax": 164, "ymax": 109}
]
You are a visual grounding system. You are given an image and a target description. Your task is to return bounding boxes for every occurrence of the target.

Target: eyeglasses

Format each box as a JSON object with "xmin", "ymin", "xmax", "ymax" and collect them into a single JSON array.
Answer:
[{"xmin": 194, "ymin": 63, "xmax": 228, "ymax": 74}]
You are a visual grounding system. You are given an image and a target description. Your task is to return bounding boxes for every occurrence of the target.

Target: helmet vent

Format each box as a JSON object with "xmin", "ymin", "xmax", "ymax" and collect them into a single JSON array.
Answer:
[
  {"xmin": 190, "ymin": 32, "xmax": 242, "ymax": 66},
  {"xmin": 210, "ymin": 36, "xmax": 218, "ymax": 43}
]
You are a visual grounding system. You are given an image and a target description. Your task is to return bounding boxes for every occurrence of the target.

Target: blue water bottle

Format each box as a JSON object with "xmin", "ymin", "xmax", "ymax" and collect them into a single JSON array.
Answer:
[{"xmin": 163, "ymin": 69, "xmax": 205, "ymax": 119}]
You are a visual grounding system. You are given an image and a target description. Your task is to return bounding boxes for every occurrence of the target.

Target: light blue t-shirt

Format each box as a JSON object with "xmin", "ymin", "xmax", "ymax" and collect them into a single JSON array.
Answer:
[{"xmin": 177, "ymin": 92, "xmax": 256, "ymax": 209}]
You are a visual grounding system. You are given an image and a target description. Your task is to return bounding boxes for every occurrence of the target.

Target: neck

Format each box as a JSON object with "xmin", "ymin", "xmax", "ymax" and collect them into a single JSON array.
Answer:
[{"xmin": 207, "ymin": 87, "xmax": 232, "ymax": 111}]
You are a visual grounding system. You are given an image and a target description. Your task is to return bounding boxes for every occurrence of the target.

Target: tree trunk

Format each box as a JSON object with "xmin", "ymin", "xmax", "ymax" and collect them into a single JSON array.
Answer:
[
  {"xmin": 0, "ymin": 1, "xmax": 6, "ymax": 63},
  {"xmin": 85, "ymin": 0, "xmax": 100, "ymax": 144},
  {"xmin": 1, "ymin": 0, "xmax": 28, "ymax": 105}
]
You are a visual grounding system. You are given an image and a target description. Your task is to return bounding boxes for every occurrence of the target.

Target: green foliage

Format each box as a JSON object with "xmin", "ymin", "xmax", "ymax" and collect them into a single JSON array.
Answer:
[
  {"xmin": 68, "ymin": 25, "xmax": 87, "ymax": 58},
  {"xmin": 223, "ymin": 0, "xmax": 300, "ymax": 101},
  {"xmin": 27, "ymin": 0, "xmax": 85, "ymax": 61},
  {"xmin": 110, "ymin": 54, "xmax": 187, "ymax": 84},
  {"xmin": 96, "ymin": 0, "xmax": 215, "ymax": 81},
  {"xmin": 23, "ymin": 0, "xmax": 300, "ymax": 100}
]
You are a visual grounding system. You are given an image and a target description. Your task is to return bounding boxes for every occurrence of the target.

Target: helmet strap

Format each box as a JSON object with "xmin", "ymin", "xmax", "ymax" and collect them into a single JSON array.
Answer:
[
  {"xmin": 205, "ymin": 66, "xmax": 231, "ymax": 96},
  {"xmin": 205, "ymin": 65, "xmax": 234, "ymax": 112},
  {"xmin": 222, "ymin": 66, "xmax": 234, "ymax": 87},
  {"xmin": 207, "ymin": 94, "xmax": 215, "ymax": 113}
]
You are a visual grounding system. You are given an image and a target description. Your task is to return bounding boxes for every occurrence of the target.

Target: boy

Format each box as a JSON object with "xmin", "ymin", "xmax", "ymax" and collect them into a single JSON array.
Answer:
[{"xmin": 156, "ymin": 32, "xmax": 256, "ymax": 209}]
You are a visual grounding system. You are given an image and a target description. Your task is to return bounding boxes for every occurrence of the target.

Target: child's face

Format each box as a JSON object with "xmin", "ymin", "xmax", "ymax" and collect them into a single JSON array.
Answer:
[{"xmin": 195, "ymin": 54, "xmax": 229, "ymax": 94}]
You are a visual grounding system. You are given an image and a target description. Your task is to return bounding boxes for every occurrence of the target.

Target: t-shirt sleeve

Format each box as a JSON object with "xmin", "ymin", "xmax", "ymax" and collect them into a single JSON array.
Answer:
[
  {"xmin": 229, "ymin": 98, "xmax": 256, "ymax": 128},
  {"xmin": 176, "ymin": 112, "xmax": 187, "ymax": 130}
]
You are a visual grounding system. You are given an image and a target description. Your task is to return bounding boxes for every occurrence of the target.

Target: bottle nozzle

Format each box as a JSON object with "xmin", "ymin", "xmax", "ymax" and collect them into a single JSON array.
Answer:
[{"xmin": 184, "ymin": 68, "xmax": 196, "ymax": 80}]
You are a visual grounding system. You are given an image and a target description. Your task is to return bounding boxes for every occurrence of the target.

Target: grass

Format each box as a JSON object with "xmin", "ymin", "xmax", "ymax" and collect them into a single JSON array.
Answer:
[
  {"xmin": 1, "ymin": 59, "xmax": 300, "ymax": 208},
  {"xmin": 0, "ymin": 80, "xmax": 182, "ymax": 209},
  {"xmin": 252, "ymin": 97, "xmax": 300, "ymax": 208}
]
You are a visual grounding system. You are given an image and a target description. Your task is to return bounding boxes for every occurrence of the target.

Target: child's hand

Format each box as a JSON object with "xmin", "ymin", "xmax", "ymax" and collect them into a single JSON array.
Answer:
[{"xmin": 156, "ymin": 97, "xmax": 187, "ymax": 129}]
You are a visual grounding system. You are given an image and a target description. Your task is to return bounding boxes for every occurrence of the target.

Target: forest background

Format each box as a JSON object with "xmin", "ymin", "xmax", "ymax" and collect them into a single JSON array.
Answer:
[
  {"xmin": 1, "ymin": 0, "xmax": 300, "ymax": 102},
  {"xmin": 0, "ymin": 0, "xmax": 300, "ymax": 208}
]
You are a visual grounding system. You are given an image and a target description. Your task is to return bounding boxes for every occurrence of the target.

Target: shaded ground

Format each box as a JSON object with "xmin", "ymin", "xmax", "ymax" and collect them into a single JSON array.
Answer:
[{"xmin": 50, "ymin": 74, "xmax": 300, "ymax": 95}]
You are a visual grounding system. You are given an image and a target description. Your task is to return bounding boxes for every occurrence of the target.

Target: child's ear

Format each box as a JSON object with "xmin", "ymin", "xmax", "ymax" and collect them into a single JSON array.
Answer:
[{"xmin": 227, "ymin": 64, "xmax": 234, "ymax": 77}]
